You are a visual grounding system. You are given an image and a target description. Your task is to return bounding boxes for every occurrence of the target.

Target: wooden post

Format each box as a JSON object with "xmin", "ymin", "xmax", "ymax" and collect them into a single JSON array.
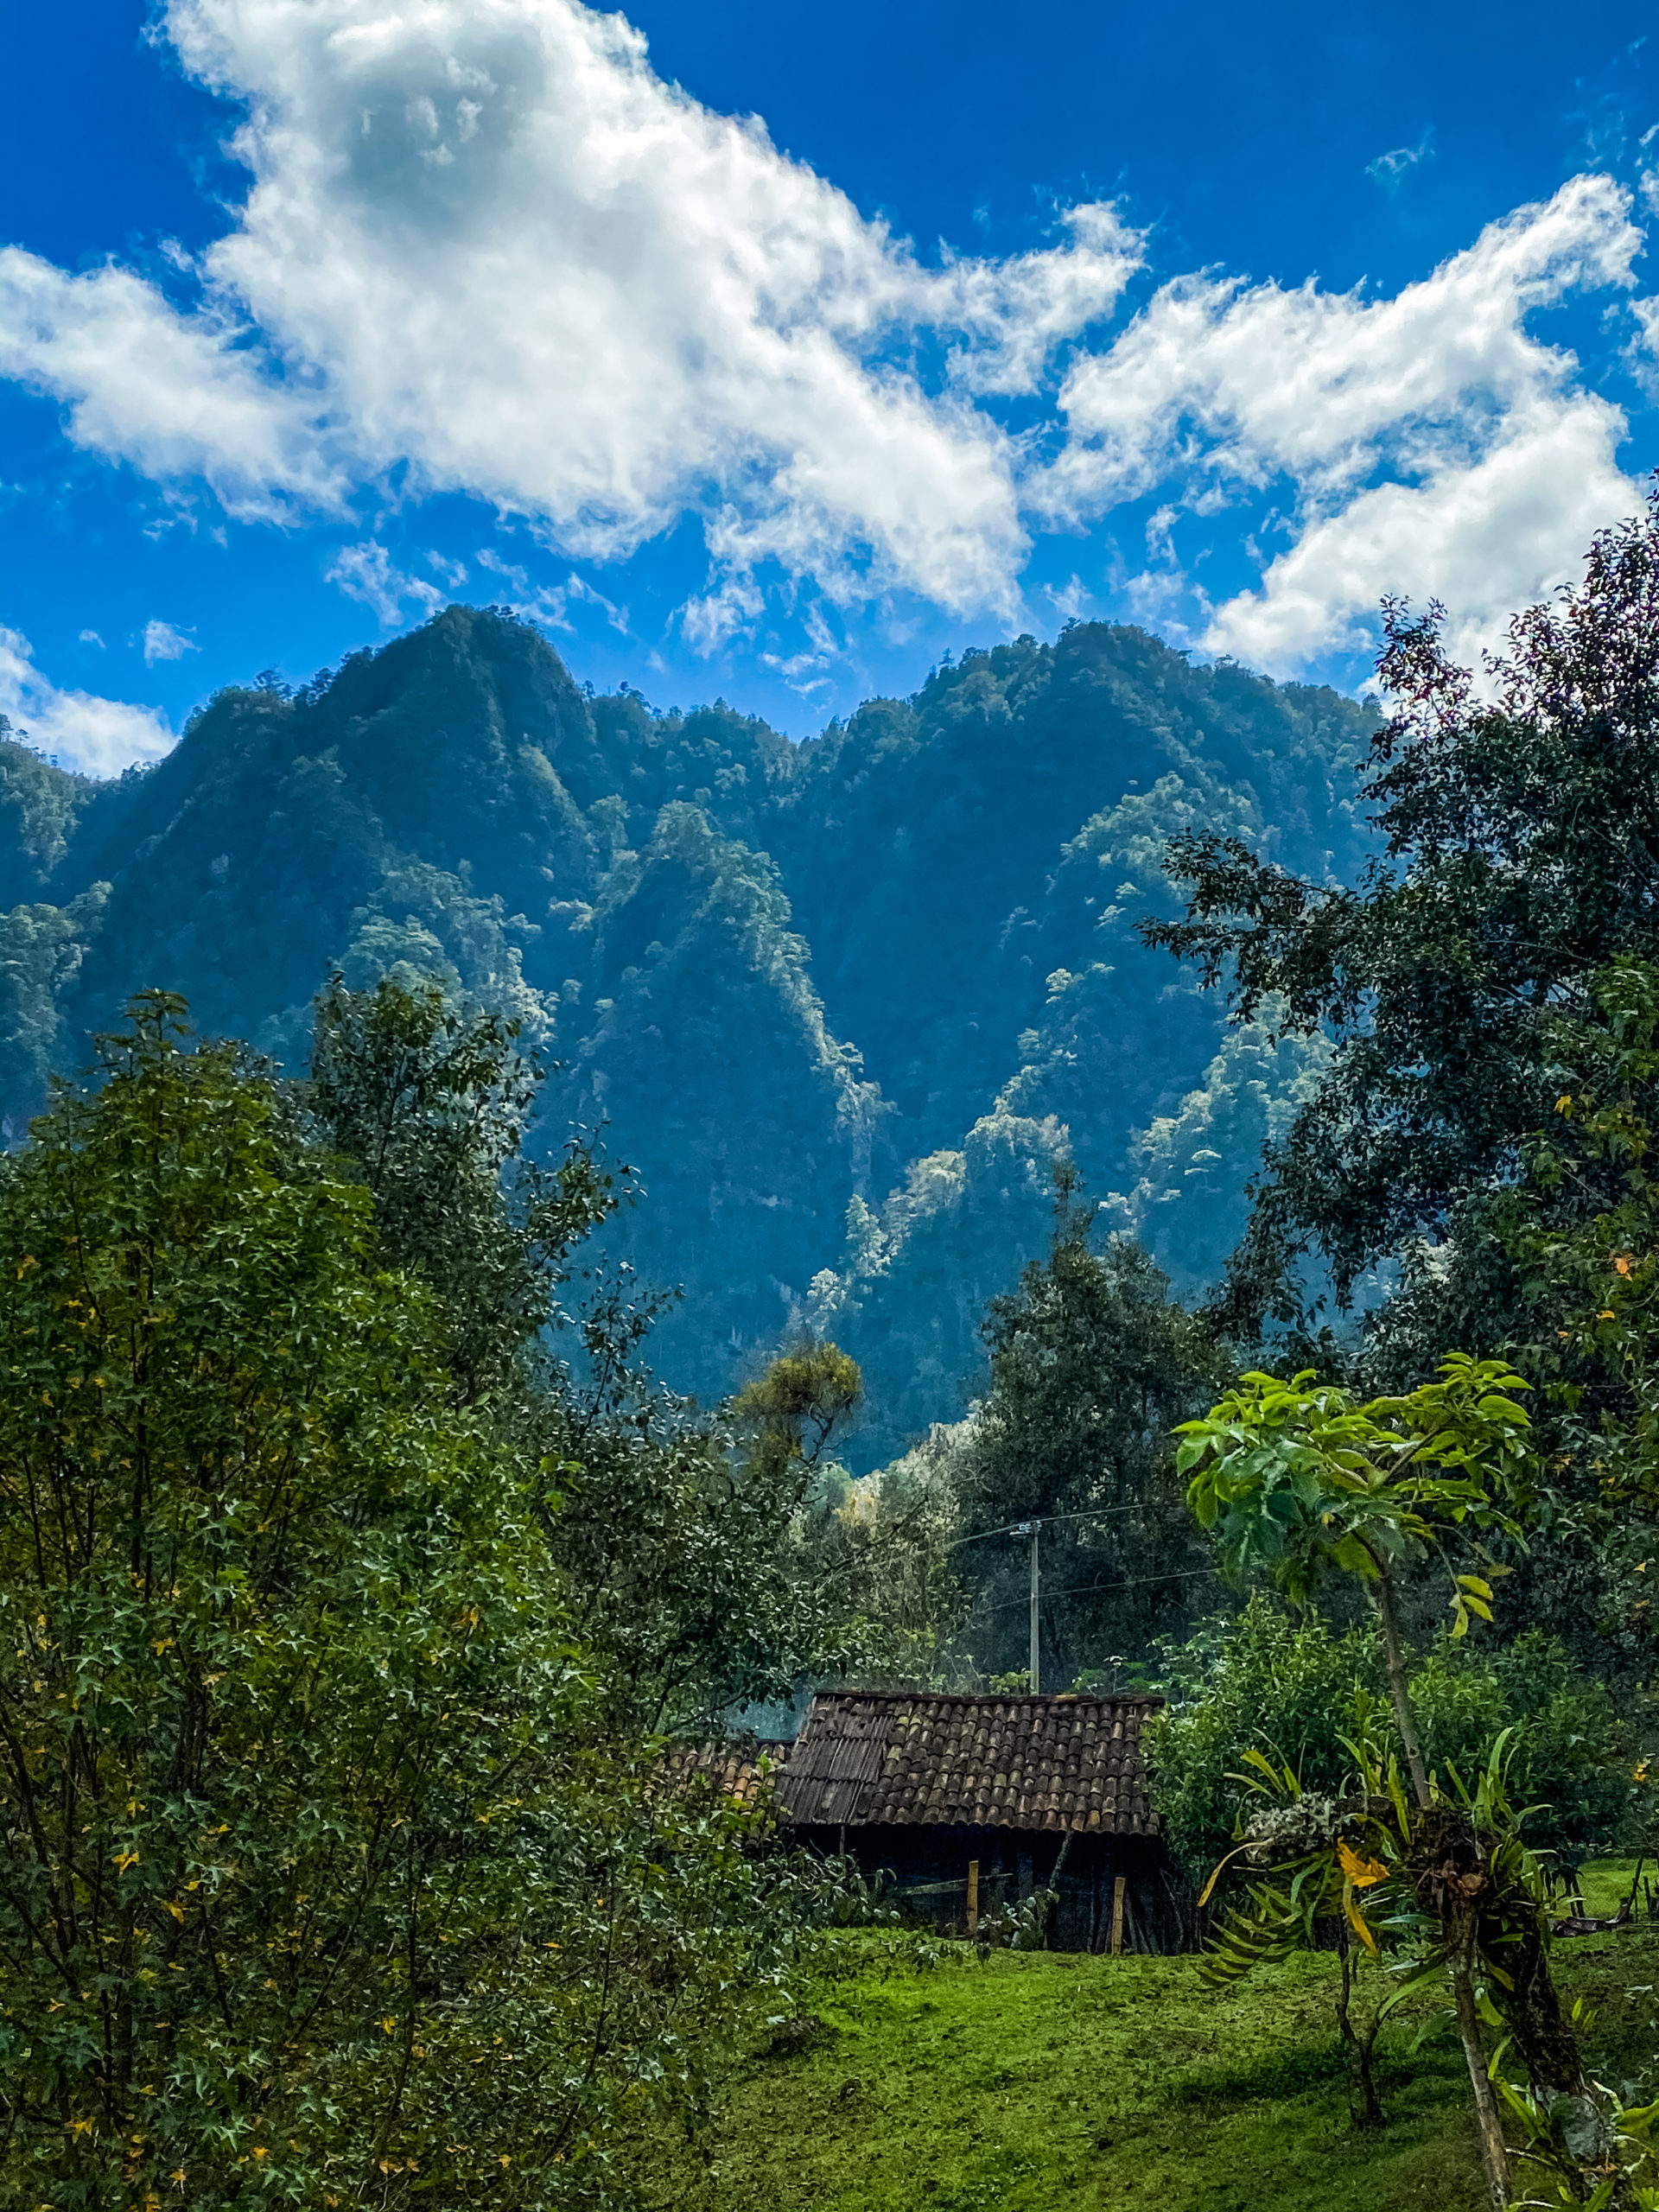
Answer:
[
  {"xmin": 1109, "ymin": 1874, "xmax": 1126, "ymax": 1956},
  {"xmin": 968, "ymin": 1859, "xmax": 980, "ymax": 1935}
]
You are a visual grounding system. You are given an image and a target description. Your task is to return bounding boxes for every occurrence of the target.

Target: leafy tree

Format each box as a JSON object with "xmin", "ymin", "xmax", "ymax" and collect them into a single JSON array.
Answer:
[
  {"xmin": 955, "ymin": 1167, "xmax": 1224, "ymax": 1679},
  {"xmin": 538, "ymin": 1335, "xmax": 872, "ymax": 1731},
  {"xmin": 306, "ymin": 972, "xmax": 613, "ymax": 1402},
  {"xmin": 1411, "ymin": 1632, "xmax": 1635, "ymax": 1873},
  {"xmin": 791, "ymin": 1435, "xmax": 970, "ymax": 1688},
  {"xmin": 1177, "ymin": 1357, "xmax": 1573, "ymax": 2206},
  {"xmin": 303, "ymin": 976, "xmax": 866, "ymax": 1730},
  {"xmin": 732, "ymin": 1338, "xmax": 862, "ymax": 1483},
  {"xmin": 1149, "ymin": 1603, "xmax": 1630, "ymax": 1888},
  {"xmin": 1145, "ymin": 491, "xmax": 1659, "ymax": 1367},
  {"xmin": 0, "ymin": 995, "xmax": 804, "ymax": 2209}
]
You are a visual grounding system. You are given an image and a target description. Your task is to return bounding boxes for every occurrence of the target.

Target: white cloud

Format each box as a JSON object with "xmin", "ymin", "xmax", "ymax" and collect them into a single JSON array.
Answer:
[
  {"xmin": 0, "ymin": 0, "xmax": 1139, "ymax": 620},
  {"xmin": 1042, "ymin": 575, "xmax": 1089, "ymax": 624},
  {"xmin": 0, "ymin": 629, "xmax": 174, "ymax": 777},
  {"xmin": 325, "ymin": 540, "xmax": 443, "ymax": 625},
  {"xmin": 1042, "ymin": 175, "xmax": 1649, "ymax": 671},
  {"xmin": 423, "ymin": 549, "xmax": 468, "ymax": 590},
  {"xmin": 142, "ymin": 618, "xmax": 199, "ymax": 664},
  {"xmin": 474, "ymin": 545, "xmax": 625, "ymax": 631},
  {"xmin": 1204, "ymin": 396, "xmax": 1630, "ymax": 670},
  {"xmin": 1367, "ymin": 130, "xmax": 1433, "ymax": 192},
  {"xmin": 0, "ymin": 0, "xmax": 1654, "ymax": 675},
  {"xmin": 0, "ymin": 249, "xmax": 342, "ymax": 518},
  {"xmin": 78, "ymin": 628, "xmax": 105, "ymax": 646}
]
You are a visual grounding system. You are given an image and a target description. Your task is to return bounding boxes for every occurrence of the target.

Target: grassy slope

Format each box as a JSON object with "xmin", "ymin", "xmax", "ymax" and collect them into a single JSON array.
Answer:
[{"xmin": 636, "ymin": 1878, "xmax": 1659, "ymax": 2212}]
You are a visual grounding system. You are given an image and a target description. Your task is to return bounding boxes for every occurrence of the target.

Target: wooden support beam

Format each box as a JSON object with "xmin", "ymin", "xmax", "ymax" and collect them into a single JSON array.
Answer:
[
  {"xmin": 968, "ymin": 1859, "xmax": 980, "ymax": 1935},
  {"xmin": 1109, "ymin": 1873, "xmax": 1126, "ymax": 1956}
]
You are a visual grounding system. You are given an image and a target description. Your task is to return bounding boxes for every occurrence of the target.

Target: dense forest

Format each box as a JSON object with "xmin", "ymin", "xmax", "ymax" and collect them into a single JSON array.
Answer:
[{"xmin": 0, "ymin": 612, "xmax": 1371, "ymax": 1465}]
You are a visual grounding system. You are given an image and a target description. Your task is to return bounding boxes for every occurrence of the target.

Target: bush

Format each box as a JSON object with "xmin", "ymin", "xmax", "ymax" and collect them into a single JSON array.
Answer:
[
  {"xmin": 1144, "ymin": 1596, "xmax": 1379, "ymax": 1878},
  {"xmin": 1146, "ymin": 1598, "xmax": 1632, "ymax": 1885},
  {"xmin": 1413, "ymin": 1630, "xmax": 1634, "ymax": 1871}
]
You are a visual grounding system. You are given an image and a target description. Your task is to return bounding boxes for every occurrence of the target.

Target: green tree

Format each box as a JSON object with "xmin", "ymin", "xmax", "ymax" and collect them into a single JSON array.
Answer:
[
  {"xmin": 304, "ymin": 976, "xmax": 861, "ymax": 1729},
  {"xmin": 956, "ymin": 1167, "xmax": 1224, "ymax": 1679},
  {"xmin": 306, "ymin": 971, "xmax": 613, "ymax": 1402},
  {"xmin": 544, "ymin": 1340, "xmax": 870, "ymax": 1731},
  {"xmin": 1176, "ymin": 1357, "xmax": 1570, "ymax": 2206},
  {"xmin": 0, "ymin": 995, "xmax": 797, "ymax": 2209},
  {"xmin": 1145, "ymin": 491, "xmax": 1659, "ymax": 1372},
  {"xmin": 1146, "ymin": 1596, "xmax": 1380, "ymax": 1878}
]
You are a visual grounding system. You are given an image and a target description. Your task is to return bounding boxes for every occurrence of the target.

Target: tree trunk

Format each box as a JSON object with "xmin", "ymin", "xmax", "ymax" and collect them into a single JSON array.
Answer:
[
  {"xmin": 1503, "ymin": 1911, "xmax": 1586, "ymax": 2095},
  {"xmin": 1335, "ymin": 1936, "xmax": 1384, "ymax": 2128},
  {"xmin": 1372, "ymin": 1569, "xmax": 1431, "ymax": 1810},
  {"xmin": 1452, "ymin": 1941, "xmax": 1510, "ymax": 2209},
  {"xmin": 1373, "ymin": 1566, "xmax": 1508, "ymax": 2202}
]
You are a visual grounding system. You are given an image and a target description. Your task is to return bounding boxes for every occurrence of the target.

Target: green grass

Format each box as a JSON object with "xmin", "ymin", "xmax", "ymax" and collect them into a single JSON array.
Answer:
[{"xmin": 632, "ymin": 1866, "xmax": 1659, "ymax": 2212}]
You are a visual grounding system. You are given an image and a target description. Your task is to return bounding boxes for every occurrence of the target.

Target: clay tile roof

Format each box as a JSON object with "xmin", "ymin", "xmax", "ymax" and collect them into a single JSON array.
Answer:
[
  {"xmin": 658, "ymin": 1738, "xmax": 789, "ymax": 1823},
  {"xmin": 774, "ymin": 1691, "xmax": 1164, "ymax": 1837}
]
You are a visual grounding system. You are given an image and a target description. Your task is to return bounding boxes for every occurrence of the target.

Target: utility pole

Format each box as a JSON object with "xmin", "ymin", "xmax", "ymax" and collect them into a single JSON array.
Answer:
[{"xmin": 1015, "ymin": 1520, "xmax": 1041, "ymax": 1694}]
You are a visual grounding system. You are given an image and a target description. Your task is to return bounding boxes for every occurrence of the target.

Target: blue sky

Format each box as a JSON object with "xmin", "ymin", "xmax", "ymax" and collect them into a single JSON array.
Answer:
[{"xmin": 4, "ymin": 0, "xmax": 1659, "ymax": 771}]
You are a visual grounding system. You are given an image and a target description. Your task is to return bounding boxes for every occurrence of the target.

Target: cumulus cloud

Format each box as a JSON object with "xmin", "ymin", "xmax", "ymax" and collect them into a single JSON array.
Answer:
[
  {"xmin": 0, "ymin": 250, "xmax": 341, "ymax": 518},
  {"xmin": 0, "ymin": 0, "xmax": 1655, "ymax": 674},
  {"xmin": 1042, "ymin": 175, "xmax": 1648, "ymax": 670},
  {"xmin": 142, "ymin": 618, "xmax": 199, "ymax": 664},
  {"xmin": 0, "ymin": 630, "xmax": 174, "ymax": 777},
  {"xmin": 0, "ymin": 0, "xmax": 1139, "ymax": 619}
]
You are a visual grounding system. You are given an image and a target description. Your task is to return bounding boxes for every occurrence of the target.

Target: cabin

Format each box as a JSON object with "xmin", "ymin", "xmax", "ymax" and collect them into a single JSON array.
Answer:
[{"xmin": 772, "ymin": 1689, "xmax": 1189, "ymax": 1953}]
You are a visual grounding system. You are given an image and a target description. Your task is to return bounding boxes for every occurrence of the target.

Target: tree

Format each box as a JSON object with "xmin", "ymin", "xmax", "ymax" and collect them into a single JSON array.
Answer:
[
  {"xmin": 955, "ymin": 1167, "xmax": 1224, "ymax": 1681},
  {"xmin": 0, "ymin": 995, "xmax": 800, "ymax": 2208},
  {"xmin": 1176, "ymin": 1356, "xmax": 1571, "ymax": 2207},
  {"xmin": 306, "ymin": 972, "xmax": 614, "ymax": 1403},
  {"xmin": 304, "ymin": 976, "xmax": 870, "ymax": 1731},
  {"xmin": 1144, "ymin": 490, "xmax": 1659, "ymax": 1363}
]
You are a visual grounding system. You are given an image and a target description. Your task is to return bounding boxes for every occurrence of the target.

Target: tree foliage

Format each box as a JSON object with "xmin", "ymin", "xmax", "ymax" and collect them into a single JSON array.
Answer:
[
  {"xmin": 0, "ymin": 995, "xmax": 816, "ymax": 2209},
  {"xmin": 952, "ymin": 1168, "xmax": 1224, "ymax": 1680},
  {"xmin": 306, "ymin": 972, "xmax": 614, "ymax": 1402},
  {"xmin": 1146, "ymin": 491, "xmax": 1659, "ymax": 1359}
]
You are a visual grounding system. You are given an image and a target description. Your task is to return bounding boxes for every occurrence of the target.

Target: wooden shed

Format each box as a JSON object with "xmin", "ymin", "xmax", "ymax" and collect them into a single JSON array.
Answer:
[{"xmin": 773, "ymin": 1689, "xmax": 1188, "ymax": 1953}]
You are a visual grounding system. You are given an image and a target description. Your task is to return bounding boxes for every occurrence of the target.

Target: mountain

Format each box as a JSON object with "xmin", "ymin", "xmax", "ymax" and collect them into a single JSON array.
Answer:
[{"xmin": 0, "ymin": 608, "xmax": 1375, "ymax": 1464}]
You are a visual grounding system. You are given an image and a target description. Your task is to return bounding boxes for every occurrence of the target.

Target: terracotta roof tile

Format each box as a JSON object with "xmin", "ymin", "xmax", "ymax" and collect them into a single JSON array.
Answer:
[{"xmin": 774, "ymin": 1691, "xmax": 1163, "ymax": 1836}]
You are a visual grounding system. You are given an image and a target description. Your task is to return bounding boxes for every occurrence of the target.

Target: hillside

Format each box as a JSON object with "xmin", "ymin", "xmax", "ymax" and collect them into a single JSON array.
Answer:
[
  {"xmin": 634, "ymin": 1904, "xmax": 1659, "ymax": 2212},
  {"xmin": 0, "ymin": 609, "xmax": 1375, "ymax": 1460}
]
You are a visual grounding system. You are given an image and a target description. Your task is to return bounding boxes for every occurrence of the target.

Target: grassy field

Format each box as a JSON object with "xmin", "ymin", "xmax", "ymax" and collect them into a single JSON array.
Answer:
[{"xmin": 633, "ymin": 1866, "xmax": 1659, "ymax": 2212}]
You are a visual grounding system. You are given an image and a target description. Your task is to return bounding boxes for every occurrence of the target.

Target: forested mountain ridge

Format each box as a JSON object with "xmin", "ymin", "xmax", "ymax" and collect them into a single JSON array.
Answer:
[{"xmin": 0, "ymin": 607, "xmax": 1376, "ymax": 1460}]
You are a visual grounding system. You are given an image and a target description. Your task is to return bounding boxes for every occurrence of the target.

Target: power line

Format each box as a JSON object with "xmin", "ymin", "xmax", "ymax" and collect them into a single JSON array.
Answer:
[
  {"xmin": 973, "ymin": 1563, "xmax": 1221, "ymax": 1616},
  {"xmin": 944, "ymin": 1502, "xmax": 1163, "ymax": 1554}
]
